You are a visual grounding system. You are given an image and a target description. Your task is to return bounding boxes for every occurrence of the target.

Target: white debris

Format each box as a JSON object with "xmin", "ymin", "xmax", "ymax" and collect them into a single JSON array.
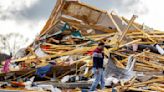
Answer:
[
  {"xmin": 105, "ymin": 77, "xmax": 119, "ymax": 86},
  {"xmin": 61, "ymin": 75, "xmax": 70, "ymax": 83},
  {"xmin": 155, "ymin": 44, "xmax": 164, "ymax": 55},
  {"xmin": 35, "ymin": 47, "xmax": 47, "ymax": 57}
]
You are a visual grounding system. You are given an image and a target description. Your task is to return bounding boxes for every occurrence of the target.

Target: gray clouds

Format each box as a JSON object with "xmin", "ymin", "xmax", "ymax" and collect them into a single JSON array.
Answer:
[
  {"xmin": 18, "ymin": 0, "xmax": 57, "ymax": 21},
  {"xmin": 0, "ymin": 0, "xmax": 148, "ymax": 22},
  {"xmin": 81, "ymin": 0, "xmax": 149, "ymax": 15},
  {"xmin": 0, "ymin": 0, "xmax": 56, "ymax": 22}
]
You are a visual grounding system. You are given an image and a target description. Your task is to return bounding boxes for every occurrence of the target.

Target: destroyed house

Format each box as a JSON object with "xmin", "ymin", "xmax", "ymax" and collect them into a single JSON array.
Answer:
[{"xmin": 0, "ymin": 0, "xmax": 163, "ymax": 92}]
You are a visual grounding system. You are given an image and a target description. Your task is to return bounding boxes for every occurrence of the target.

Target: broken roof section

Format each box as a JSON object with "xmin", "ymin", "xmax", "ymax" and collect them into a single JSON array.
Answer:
[{"xmin": 39, "ymin": 0, "xmax": 141, "ymax": 37}]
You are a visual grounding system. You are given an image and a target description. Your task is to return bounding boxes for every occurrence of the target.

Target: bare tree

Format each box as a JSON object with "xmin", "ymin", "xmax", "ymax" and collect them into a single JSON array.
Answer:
[
  {"xmin": 0, "ymin": 33, "xmax": 29, "ymax": 56},
  {"xmin": 0, "ymin": 34, "xmax": 6, "ymax": 53}
]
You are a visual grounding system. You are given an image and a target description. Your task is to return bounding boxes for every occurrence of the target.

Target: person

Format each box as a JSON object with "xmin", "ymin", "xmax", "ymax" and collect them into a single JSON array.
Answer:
[{"xmin": 90, "ymin": 42, "xmax": 105, "ymax": 91}]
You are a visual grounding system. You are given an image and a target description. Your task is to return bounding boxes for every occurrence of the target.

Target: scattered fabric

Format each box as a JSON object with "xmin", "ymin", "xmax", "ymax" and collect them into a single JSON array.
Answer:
[
  {"xmin": 35, "ymin": 64, "xmax": 52, "ymax": 78},
  {"xmin": 2, "ymin": 59, "xmax": 11, "ymax": 73},
  {"xmin": 132, "ymin": 44, "xmax": 138, "ymax": 51},
  {"xmin": 138, "ymin": 44, "xmax": 159, "ymax": 53},
  {"xmin": 86, "ymin": 50, "xmax": 94, "ymax": 55},
  {"xmin": 41, "ymin": 45, "xmax": 51, "ymax": 50},
  {"xmin": 71, "ymin": 30, "xmax": 83, "ymax": 38}
]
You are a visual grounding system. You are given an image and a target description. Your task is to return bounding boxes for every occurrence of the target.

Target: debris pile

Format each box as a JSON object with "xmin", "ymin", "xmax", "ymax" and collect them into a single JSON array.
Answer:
[{"xmin": 0, "ymin": 0, "xmax": 163, "ymax": 92}]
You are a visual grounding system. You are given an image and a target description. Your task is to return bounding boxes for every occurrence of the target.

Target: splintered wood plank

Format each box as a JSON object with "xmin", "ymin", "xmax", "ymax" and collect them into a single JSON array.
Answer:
[
  {"xmin": 150, "ymin": 83, "xmax": 164, "ymax": 88},
  {"xmin": 85, "ymin": 33, "xmax": 115, "ymax": 38},
  {"xmin": 145, "ymin": 51, "xmax": 164, "ymax": 61},
  {"xmin": 136, "ymin": 55, "xmax": 164, "ymax": 70},
  {"xmin": 127, "ymin": 87, "xmax": 150, "ymax": 92},
  {"xmin": 54, "ymin": 46, "xmax": 95, "ymax": 55},
  {"xmin": 35, "ymin": 46, "xmax": 97, "ymax": 60},
  {"xmin": 113, "ymin": 57, "xmax": 125, "ymax": 68},
  {"xmin": 119, "ymin": 39, "xmax": 141, "ymax": 48},
  {"xmin": 40, "ymin": 0, "xmax": 65, "ymax": 36},
  {"xmin": 133, "ymin": 77, "xmax": 164, "ymax": 87},
  {"xmin": 119, "ymin": 15, "xmax": 137, "ymax": 43},
  {"xmin": 107, "ymin": 12, "xmax": 122, "ymax": 34},
  {"xmin": 14, "ymin": 55, "xmax": 36, "ymax": 62},
  {"xmin": 108, "ymin": 33, "xmax": 120, "ymax": 46},
  {"xmin": 149, "ymin": 85, "xmax": 164, "ymax": 91},
  {"xmin": 70, "ymin": 56, "xmax": 91, "ymax": 65},
  {"xmin": 122, "ymin": 17, "xmax": 157, "ymax": 43},
  {"xmin": 134, "ymin": 66, "xmax": 156, "ymax": 71},
  {"xmin": 135, "ymin": 63, "xmax": 154, "ymax": 68},
  {"xmin": 107, "ymin": 15, "xmax": 137, "ymax": 48},
  {"xmin": 127, "ymin": 31, "xmax": 164, "ymax": 35},
  {"xmin": 114, "ymin": 52, "xmax": 128, "ymax": 58}
]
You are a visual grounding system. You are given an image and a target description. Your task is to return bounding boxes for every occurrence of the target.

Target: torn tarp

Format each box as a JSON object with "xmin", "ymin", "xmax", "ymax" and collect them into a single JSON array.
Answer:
[
  {"xmin": 35, "ymin": 64, "xmax": 53, "ymax": 78},
  {"xmin": 105, "ymin": 54, "xmax": 136, "ymax": 85}
]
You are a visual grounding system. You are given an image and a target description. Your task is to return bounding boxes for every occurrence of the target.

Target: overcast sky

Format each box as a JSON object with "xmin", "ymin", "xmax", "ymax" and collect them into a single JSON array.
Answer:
[{"xmin": 0, "ymin": 0, "xmax": 164, "ymax": 45}]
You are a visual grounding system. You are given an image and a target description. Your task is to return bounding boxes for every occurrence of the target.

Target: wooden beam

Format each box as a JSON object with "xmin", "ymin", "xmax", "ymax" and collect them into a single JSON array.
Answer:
[
  {"xmin": 61, "ymin": 16, "xmax": 117, "ymax": 33},
  {"xmin": 105, "ymin": 39, "xmax": 141, "ymax": 56}
]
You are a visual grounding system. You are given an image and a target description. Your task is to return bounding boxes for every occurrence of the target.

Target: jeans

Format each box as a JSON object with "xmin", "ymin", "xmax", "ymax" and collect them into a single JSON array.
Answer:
[{"xmin": 90, "ymin": 68, "xmax": 105, "ymax": 91}]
